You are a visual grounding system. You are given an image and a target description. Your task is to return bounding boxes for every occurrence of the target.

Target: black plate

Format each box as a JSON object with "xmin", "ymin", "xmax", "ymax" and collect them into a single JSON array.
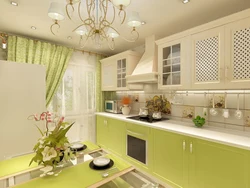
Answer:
[
  {"xmin": 89, "ymin": 159, "xmax": 114, "ymax": 170},
  {"xmin": 70, "ymin": 144, "xmax": 87, "ymax": 152}
]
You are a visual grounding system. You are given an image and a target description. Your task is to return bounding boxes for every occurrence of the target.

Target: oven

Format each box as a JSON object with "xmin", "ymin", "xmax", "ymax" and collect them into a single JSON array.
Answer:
[{"xmin": 126, "ymin": 125, "xmax": 149, "ymax": 165}]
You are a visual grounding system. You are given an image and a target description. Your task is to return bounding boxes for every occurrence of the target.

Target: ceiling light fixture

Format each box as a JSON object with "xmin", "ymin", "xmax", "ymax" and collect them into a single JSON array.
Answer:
[
  {"xmin": 10, "ymin": 1, "xmax": 18, "ymax": 6},
  {"xmin": 67, "ymin": 36, "xmax": 72, "ymax": 40},
  {"xmin": 31, "ymin": 26, "xmax": 37, "ymax": 30},
  {"xmin": 183, "ymin": 0, "xmax": 190, "ymax": 4},
  {"xmin": 48, "ymin": 0, "xmax": 142, "ymax": 50}
]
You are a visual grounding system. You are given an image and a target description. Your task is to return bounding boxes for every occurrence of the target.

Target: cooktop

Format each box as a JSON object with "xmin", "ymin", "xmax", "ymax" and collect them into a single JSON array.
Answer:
[{"xmin": 126, "ymin": 115, "xmax": 169, "ymax": 123}]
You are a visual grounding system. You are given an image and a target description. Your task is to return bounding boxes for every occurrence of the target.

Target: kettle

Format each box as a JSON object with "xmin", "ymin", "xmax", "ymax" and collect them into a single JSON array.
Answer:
[
  {"xmin": 152, "ymin": 111, "xmax": 162, "ymax": 119},
  {"xmin": 139, "ymin": 107, "xmax": 149, "ymax": 117}
]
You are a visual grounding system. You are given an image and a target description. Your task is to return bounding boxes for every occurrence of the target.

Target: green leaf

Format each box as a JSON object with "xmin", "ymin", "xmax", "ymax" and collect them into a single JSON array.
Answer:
[{"xmin": 35, "ymin": 125, "xmax": 44, "ymax": 136}]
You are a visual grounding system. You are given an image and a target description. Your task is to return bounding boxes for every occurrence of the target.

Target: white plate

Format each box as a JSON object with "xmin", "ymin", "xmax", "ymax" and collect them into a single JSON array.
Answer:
[
  {"xmin": 71, "ymin": 143, "xmax": 84, "ymax": 149},
  {"xmin": 93, "ymin": 157, "xmax": 110, "ymax": 167}
]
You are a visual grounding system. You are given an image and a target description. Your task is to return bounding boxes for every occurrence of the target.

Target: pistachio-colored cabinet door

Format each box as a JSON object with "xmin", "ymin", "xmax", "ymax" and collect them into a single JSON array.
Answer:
[
  {"xmin": 108, "ymin": 118, "xmax": 125, "ymax": 156},
  {"xmin": 96, "ymin": 116, "xmax": 109, "ymax": 148},
  {"xmin": 152, "ymin": 129, "xmax": 188, "ymax": 188},
  {"xmin": 188, "ymin": 138, "xmax": 249, "ymax": 188}
]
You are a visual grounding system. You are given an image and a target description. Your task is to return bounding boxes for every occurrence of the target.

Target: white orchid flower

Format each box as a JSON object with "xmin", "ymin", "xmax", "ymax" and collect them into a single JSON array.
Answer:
[{"xmin": 42, "ymin": 146, "xmax": 57, "ymax": 161}]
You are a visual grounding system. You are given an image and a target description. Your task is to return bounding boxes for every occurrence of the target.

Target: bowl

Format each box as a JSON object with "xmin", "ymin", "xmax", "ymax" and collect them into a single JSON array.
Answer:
[{"xmin": 93, "ymin": 157, "xmax": 110, "ymax": 167}]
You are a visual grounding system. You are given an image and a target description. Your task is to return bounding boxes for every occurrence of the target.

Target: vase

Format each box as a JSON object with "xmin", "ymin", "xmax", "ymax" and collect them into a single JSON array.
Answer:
[{"xmin": 122, "ymin": 105, "xmax": 131, "ymax": 115}]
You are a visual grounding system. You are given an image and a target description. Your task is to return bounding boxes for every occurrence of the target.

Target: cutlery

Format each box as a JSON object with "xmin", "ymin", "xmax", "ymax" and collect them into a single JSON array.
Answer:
[
  {"xmin": 210, "ymin": 93, "xmax": 218, "ymax": 116},
  {"xmin": 234, "ymin": 94, "xmax": 242, "ymax": 119},
  {"xmin": 222, "ymin": 92, "xmax": 229, "ymax": 118}
]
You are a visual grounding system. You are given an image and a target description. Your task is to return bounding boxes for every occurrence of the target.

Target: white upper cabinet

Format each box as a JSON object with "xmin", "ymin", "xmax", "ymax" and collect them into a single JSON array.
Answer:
[
  {"xmin": 101, "ymin": 60, "xmax": 117, "ymax": 91},
  {"xmin": 157, "ymin": 37, "xmax": 191, "ymax": 90},
  {"xmin": 225, "ymin": 17, "xmax": 250, "ymax": 89},
  {"xmin": 101, "ymin": 50, "xmax": 141, "ymax": 91},
  {"xmin": 191, "ymin": 26, "xmax": 225, "ymax": 89},
  {"xmin": 156, "ymin": 9, "xmax": 250, "ymax": 90}
]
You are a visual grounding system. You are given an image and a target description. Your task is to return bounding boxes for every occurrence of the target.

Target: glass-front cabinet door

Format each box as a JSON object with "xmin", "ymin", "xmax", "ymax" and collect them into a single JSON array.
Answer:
[
  {"xmin": 157, "ymin": 38, "xmax": 188, "ymax": 90},
  {"xmin": 117, "ymin": 58, "xmax": 126, "ymax": 88},
  {"xmin": 162, "ymin": 44, "xmax": 181, "ymax": 85}
]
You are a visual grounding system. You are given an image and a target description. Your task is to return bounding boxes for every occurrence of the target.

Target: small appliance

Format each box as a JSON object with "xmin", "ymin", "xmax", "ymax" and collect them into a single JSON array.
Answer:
[{"xmin": 104, "ymin": 100, "xmax": 122, "ymax": 114}]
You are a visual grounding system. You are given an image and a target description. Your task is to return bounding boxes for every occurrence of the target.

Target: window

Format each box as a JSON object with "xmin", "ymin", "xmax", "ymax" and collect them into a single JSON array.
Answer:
[{"xmin": 48, "ymin": 52, "xmax": 97, "ymax": 142}]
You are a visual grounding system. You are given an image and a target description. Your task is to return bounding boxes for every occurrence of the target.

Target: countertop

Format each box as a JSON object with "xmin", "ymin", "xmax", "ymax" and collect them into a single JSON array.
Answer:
[{"xmin": 96, "ymin": 112, "xmax": 250, "ymax": 151}]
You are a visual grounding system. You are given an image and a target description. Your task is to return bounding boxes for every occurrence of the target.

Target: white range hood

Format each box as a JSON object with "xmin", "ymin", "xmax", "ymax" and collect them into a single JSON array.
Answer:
[{"xmin": 126, "ymin": 35, "xmax": 158, "ymax": 84}]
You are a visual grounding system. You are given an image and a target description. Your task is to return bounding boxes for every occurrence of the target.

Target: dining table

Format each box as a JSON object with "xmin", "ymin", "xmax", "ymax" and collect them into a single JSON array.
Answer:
[{"xmin": 0, "ymin": 141, "xmax": 135, "ymax": 188}]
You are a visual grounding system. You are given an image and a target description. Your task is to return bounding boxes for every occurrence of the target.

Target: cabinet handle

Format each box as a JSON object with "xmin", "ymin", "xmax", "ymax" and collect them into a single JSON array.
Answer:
[
  {"xmin": 225, "ymin": 66, "xmax": 229, "ymax": 80},
  {"xmin": 127, "ymin": 130, "xmax": 145, "ymax": 137},
  {"xmin": 183, "ymin": 140, "xmax": 186, "ymax": 151},
  {"xmin": 104, "ymin": 120, "xmax": 108, "ymax": 125},
  {"xmin": 190, "ymin": 142, "xmax": 193, "ymax": 154}
]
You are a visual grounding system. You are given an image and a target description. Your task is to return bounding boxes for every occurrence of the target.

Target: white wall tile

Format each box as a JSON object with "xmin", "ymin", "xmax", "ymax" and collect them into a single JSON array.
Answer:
[{"xmin": 171, "ymin": 105, "xmax": 182, "ymax": 117}]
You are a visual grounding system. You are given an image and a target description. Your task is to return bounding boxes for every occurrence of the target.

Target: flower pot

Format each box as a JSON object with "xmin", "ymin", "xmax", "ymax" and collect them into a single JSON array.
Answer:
[{"xmin": 122, "ymin": 105, "xmax": 131, "ymax": 115}]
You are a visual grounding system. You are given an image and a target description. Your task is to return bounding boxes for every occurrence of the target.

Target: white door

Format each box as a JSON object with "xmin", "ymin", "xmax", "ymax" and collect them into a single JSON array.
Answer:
[
  {"xmin": 225, "ymin": 17, "xmax": 250, "ymax": 89},
  {"xmin": 191, "ymin": 26, "xmax": 225, "ymax": 89}
]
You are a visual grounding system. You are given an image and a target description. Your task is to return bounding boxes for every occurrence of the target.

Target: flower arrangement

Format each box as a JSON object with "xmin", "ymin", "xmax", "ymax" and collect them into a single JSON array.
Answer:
[
  {"xmin": 28, "ymin": 112, "xmax": 75, "ymax": 177},
  {"xmin": 146, "ymin": 95, "xmax": 171, "ymax": 114},
  {"xmin": 121, "ymin": 96, "xmax": 131, "ymax": 105}
]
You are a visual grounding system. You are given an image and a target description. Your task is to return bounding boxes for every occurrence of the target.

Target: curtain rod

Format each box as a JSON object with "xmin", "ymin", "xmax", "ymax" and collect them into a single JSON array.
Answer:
[
  {"xmin": 73, "ymin": 48, "xmax": 108, "ymax": 57},
  {"xmin": 0, "ymin": 32, "xmax": 108, "ymax": 57}
]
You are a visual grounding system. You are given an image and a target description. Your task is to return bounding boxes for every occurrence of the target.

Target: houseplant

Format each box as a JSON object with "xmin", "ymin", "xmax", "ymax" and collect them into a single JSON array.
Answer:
[
  {"xmin": 28, "ymin": 112, "xmax": 75, "ymax": 177},
  {"xmin": 121, "ymin": 96, "xmax": 131, "ymax": 115},
  {"xmin": 193, "ymin": 115, "xmax": 206, "ymax": 128}
]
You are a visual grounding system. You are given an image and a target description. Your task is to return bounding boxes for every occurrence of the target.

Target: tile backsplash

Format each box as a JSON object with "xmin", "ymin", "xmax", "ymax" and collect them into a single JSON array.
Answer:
[{"xmin": 105, "ymin": 84, "xmax": 250, "ymax": 132}]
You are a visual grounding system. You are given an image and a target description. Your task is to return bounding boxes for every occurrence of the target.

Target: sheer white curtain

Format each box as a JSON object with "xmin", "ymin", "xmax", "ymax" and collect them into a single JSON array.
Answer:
[{"xmin": 48, "ymin": 51, "xmax": 97, "ymax": 143}]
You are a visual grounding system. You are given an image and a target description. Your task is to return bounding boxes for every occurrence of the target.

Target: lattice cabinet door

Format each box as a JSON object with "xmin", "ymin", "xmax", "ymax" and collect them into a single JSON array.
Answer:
[
  {"xmin": 158, "ymin": 37, "xmax": 190, "ymax": 90},
  {"xmin": 191, "ymin": 26, "xmax": 225, "ymax": 89},
  {"xmin": 225, "ymin": 17, "xmax": 250, "ymax": 89}
]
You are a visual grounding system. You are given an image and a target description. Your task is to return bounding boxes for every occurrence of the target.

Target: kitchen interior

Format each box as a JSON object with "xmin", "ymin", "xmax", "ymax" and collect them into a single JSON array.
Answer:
[{"xmin": 1, "ymin": 0, "xmax": 250, "ymax": 188}]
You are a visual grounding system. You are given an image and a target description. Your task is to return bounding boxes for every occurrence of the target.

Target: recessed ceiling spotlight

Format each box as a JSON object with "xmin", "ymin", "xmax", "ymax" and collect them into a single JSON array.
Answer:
[
  {"xmin": 141, "ymin": 21, "xmax": 146, "ymax": 25},
  {"xmin": 31, "ymin": 26, "xmax": 37, "ymax": 30},
  {"xmin": 67, "ymin": 36, "xmax": 72, "ymax": 40},
  {"xmin": 183, "ymin": 0, "xmax": 190, "ymax": 4},
  {"xmin": 10, "ymin": 1, "xmax": 18, "ymax": 6}
]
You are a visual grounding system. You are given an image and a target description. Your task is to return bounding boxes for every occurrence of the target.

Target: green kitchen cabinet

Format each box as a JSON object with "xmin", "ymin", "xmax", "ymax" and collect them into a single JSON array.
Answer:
[
  {"xmin": 188, "ymin": 138, "xmax": 249, "ymax": 188},
  {"xmin": 152, "ymin": 128, "xmax": 249, "ymax": 188},
  {"xmin": 152, "ymin": 128, "xmax": 188, "ymax": 188},
  {"xmin": 108, "ymin": 118, "xmax": 125, "ymax": 156},
  {"xmin": 96, "ymin": 115, "xmax": 125, "ymax": 156}
]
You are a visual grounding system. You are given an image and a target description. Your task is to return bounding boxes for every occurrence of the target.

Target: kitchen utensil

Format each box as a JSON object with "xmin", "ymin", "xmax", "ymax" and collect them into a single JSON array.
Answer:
[
  {"xmin": 210, "ymin": 94, "xmax": 218, "ymax": 116},
  {"xmin": 234, "ymin": 94, "xmax": 242, "ymax": 119},
  {"xmin": 139, "ymin": 107, "xmax": 149, "ymax": 117},
  {"xmin": 152, "ymin": 111, "xmax": 162, "ymax": 119},
  {"xmin": 203, "ymin": 93, "xmax": 208, "ymax": 117},
  {"xmin": 222, "ymin": 93, "xmax": 229, "ymax": 118}
]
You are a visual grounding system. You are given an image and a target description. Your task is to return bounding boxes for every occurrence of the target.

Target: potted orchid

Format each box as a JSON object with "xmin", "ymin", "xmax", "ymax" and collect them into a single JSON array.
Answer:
[{"xmin": 28, "ymin": 112, "xmax": 75, "ymax": 177}]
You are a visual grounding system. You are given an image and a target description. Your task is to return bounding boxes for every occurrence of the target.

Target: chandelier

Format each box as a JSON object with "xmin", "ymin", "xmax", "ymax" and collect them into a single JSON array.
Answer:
[{"xmin": 48, "ymin": 0, "xmax": 142, "ymax": 50}]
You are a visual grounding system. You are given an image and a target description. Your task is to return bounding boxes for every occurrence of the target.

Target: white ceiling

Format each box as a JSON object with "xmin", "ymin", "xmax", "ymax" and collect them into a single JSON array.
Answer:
[{"xmin": 0, "ymin": 0, "xmax": 250, "ymax": 56}]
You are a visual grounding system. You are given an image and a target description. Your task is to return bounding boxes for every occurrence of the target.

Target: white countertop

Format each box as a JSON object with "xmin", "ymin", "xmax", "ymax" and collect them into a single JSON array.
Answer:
[{"xmin": 96, "ymin": 112, "xmax": 250, "ymax": 151}]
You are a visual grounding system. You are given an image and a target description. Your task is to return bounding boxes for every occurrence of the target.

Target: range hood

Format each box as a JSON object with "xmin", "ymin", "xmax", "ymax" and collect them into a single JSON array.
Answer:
[{"xmin": 126, "ymin": 35, "xmax": 158, "ymax": 84}]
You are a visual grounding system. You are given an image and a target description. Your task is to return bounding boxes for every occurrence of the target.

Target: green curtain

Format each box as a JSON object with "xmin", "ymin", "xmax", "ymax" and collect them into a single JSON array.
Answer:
[{"xmin": 7, "ymin": 36, "xmax": 73, "ymax": 107}]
